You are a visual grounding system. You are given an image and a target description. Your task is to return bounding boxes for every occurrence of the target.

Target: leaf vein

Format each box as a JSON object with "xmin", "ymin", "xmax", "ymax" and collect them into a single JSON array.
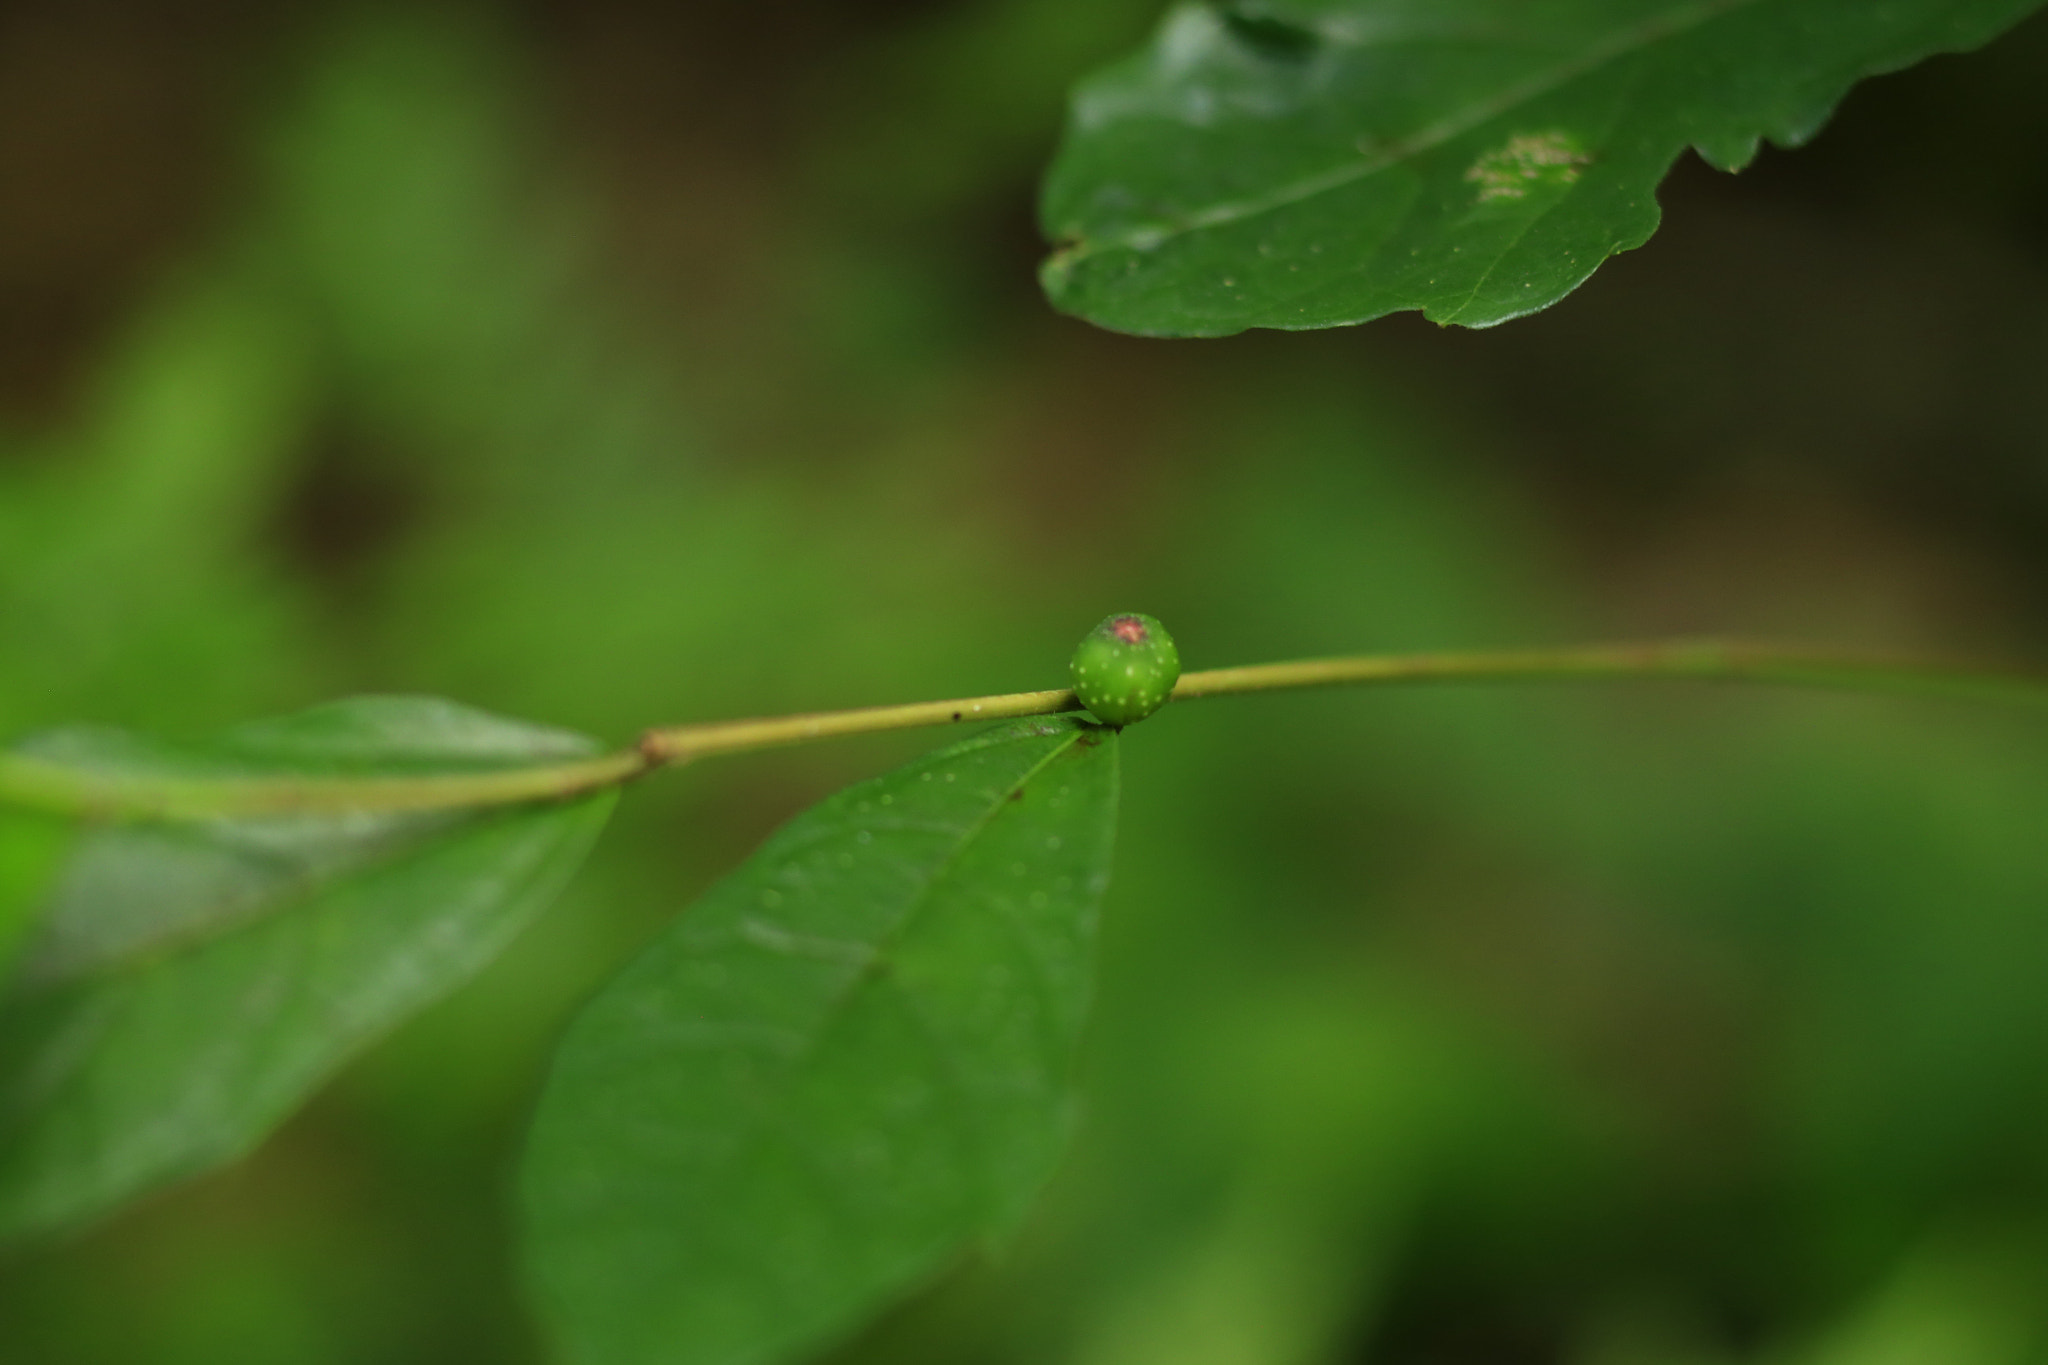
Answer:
[{"xmin": 1060, "ymin": 0, "xmax": 1762, "ymax": 263}]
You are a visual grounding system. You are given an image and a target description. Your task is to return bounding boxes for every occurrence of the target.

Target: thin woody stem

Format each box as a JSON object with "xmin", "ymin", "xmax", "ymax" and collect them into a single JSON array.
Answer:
[
  {"xmin": 2, "ymin": 639, "xmax": 2042, "ymax": 821},
  {"xmin": 635, "ymin": 687, "xmax": 1083, "ymax": 765},
  {"xmin": 1167, "ymin": 638, "xmax": 2048, "ymax": 705},
  {"xmin": 0, "ymin": 750, "xmax": 648, "ymax": 822}
]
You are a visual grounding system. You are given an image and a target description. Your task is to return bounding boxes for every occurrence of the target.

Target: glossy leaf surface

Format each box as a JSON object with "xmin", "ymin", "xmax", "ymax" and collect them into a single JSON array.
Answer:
[
  {"xmin": 0, "ymin": 697, "xmax": 615, "ymax": 1240},
  {"xmin": 522, "ymin": 716, "xmax": 1120, "ymax": 1365},
  {"xmin": 1040, "ymin": 0, "xmax": 2046, "ymax": 335}
]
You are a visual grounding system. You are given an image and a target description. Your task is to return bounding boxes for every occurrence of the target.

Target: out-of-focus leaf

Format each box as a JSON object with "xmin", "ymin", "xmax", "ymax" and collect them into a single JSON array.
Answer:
[
  {"xmin": 0, "ymin": 283, "xmax": 322, "ymax": 737},
  {"xmin": 6, "ymin": 697, "xmax": 601, "ymax": 985},
  {"xmin": 521, "ymin": 715, "xmax": 1120, "ymax": 1365},
  {"xmin": 0, "ymin": 815, "xmax": 69, "ymax": 982},
  {"xmin": 1787, "ymin": 1232, "xmax": 2048, "ymax": 1365},
  {"xmin": 0, "ymin": 697, "xmax": 616, "ymax": 1241},
  {"xmin": 1040, "ymin": 0, "xmax": 2046, "ymax": 335}
]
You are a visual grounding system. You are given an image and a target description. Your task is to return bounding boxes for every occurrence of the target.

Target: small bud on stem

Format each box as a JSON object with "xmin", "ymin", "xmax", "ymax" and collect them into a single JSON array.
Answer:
[{"xmin": 1070, "ymin": 613, "xmax": 1181, "ymax": 727}]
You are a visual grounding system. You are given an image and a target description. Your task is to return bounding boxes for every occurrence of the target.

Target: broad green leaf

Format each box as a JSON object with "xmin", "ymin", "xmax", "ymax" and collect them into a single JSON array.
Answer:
[
  {"xmin": 522, "ymin": 715, "xmax": 1120, "ymax": 1365},
  {"xmin": 1040, "ymin": 0, "xmax": 2046, "ymax": 336},
  {"xmin": 0, "ymin": 697, "xmax": 615, "ymax": 1241}
]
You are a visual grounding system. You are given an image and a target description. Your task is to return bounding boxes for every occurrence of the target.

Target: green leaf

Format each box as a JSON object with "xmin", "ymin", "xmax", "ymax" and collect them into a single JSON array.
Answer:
[
  {"xmin": 0, "ymin": 814, "xmax": 69, "ymax": 982},
  {"xmin": 5, "ymin": 697, "xmax": 605, "ymax": 985},
  {"xmin": 1040, "ymin": 0, "xmax": 2046, "ymax": 336},
  {"xmin": 0, "ymin": 697, "xmax": 615, "ymax": 1242},
  {"xmin": 521, "ymin": 715, "xmax": 1120, "ymax": 1365}
]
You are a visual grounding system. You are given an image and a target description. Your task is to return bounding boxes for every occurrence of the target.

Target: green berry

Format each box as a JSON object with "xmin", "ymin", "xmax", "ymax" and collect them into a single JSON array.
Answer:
[{"xmin": 1070, "ymin": 613, "xmax": 1180, "ymax": 727}]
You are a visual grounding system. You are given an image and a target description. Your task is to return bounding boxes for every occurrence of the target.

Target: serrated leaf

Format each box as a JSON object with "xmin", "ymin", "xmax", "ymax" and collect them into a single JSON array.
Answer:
[
  {"xmin": 0, "ymin": 697, "xmax": 615, "ymax": 1241},
  {"xmin": 1040, "ymin": 0, "xmax": 2046, "ymax": 335},
  {"xmin": 521, "ymin": 715, "xmax": 1120, "ymax": 1365}
]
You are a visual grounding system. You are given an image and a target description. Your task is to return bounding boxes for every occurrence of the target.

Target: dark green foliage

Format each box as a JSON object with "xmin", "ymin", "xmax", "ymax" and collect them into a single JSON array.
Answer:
[
  {"xmin": 521, "ymin": 716, "xmax": 1118, "ymax": 1365},
  {"xmin": 1070, "ymin": 613, "xmax": 1181, "ymax": 727},
  {"xmin": 1040, "ymin": 0, "xmax": 2048, "ymax": 335},
  {"xmin": 0, "ymin": 698, "xmax": 615, "ymax": 1242},
  {"xmin": 4, "ymin": 4, "xmax": 2048, "ymax": 1362}
]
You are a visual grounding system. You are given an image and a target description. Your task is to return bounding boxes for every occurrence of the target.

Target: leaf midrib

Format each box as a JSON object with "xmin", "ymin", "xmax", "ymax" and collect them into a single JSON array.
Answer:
[
  {"xmin": 722, "ymin": 730, "xmax": 1086, "ymax": 1229},
  {"xmin": 1052, "ymin": 0, "xmax": 1762, "ymax": 265},
  {"xmin": 752, "ymin": 724, "xmax": 1085, "ymax": 1106},
  {"xmin": 649, "ymin": 725, "xmax": 1093, "ymax": 1323}
]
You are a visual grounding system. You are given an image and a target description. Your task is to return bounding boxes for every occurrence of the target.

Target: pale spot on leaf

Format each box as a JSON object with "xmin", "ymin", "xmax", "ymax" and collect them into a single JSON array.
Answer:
[{"xmin": 1464, "ymin": 130, "xmax": 1589, "ymax": 203}]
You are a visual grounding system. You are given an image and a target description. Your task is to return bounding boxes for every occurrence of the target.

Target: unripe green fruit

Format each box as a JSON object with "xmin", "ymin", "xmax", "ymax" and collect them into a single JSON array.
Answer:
[{"xmin": 1070, "ymin": 613, "xmax": 1180, "ymax": 727}]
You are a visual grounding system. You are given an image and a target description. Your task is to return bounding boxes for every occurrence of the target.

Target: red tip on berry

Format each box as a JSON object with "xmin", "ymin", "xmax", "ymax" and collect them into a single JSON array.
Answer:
[{"xmin": 1072, "ymin": 612, "xmax": 1180, "ymax": 727}]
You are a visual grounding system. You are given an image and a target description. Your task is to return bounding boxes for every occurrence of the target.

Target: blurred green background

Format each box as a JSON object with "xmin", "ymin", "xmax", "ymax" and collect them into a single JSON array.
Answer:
[{"xmin": 6, "ymin": 3, "xmax": 2048, "ymax": 1361}]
